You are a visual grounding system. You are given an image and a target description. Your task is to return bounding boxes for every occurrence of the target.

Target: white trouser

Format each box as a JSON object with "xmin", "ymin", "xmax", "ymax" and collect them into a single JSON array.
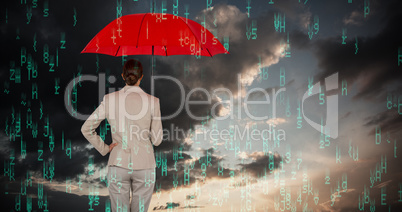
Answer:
[{"xmin": 107, "ymin": 165, "xmax": 155, "ymax": 212}]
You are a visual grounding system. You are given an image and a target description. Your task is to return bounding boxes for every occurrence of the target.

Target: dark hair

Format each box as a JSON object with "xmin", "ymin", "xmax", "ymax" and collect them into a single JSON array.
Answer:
[{"xmin": 123, "ymin": 59, "xmax": 143, "ymax": 85}]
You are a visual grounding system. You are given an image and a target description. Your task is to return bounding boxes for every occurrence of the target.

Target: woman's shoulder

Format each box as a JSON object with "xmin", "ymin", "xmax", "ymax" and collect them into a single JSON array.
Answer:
[{"xmin": 144, "ymin": 92, "xmax": 159, "ymax": 101}]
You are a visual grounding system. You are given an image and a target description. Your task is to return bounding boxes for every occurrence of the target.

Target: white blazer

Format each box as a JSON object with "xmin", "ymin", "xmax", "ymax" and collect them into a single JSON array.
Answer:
[{"xmin": 81, "ymin": 85, "xmax": 163, "ymax": 170}]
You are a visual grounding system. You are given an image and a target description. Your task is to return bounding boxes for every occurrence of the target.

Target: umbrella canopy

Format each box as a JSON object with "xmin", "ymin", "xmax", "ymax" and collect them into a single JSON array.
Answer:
[{"xmin": 81, "ymin": 13, "xmax": 228, "ymax": 57}]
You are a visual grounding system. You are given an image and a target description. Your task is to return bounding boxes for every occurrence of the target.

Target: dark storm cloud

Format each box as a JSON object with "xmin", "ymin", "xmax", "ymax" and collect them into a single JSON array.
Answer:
[
  {"xmin": 364, "ymin": 109, "xmax": 402, "ymax": 136},
  {"xmin": 163, "ymin": 151, "xmax": 193, "ymax": 168},
  {"xmin": 198, "ymin": 147, "xmax": 235, "ymax": 179},
  {"xmin": 0, "ymin": 177, "xmax": 110, "ymax": 212},
  {"xmin": 289, "ymin": 29, "xmax": 311, "ymax": 49},
  {"xmin": 313, "ymin": 0, "xmax": 402, "ymax": 100},
  {"xmin": 154, "ymin": 147, "xmax": 235, "ymax": 192},
  {"xmin": 0, "ymin": 130, "xmax": 112, "ymax": 186},
  {"xmin": 238, "ymin": 152, "xmax": 282, "ymax": 178},
  {"xmin": 153, "ymin": 202, "xmax": 205, "ymax": 210},
  {"xmin": 152, "ymin": 202, "xmax": 180, "ymax": 210}
]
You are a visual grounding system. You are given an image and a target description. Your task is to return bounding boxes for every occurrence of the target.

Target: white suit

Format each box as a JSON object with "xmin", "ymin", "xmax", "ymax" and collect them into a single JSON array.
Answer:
[{"xmin": 81, "ymin": 84, "xmax": 163, "ymax": 211}]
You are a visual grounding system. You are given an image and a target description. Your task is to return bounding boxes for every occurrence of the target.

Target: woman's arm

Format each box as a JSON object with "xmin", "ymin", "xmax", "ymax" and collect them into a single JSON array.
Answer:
[
  {"xmin": 150, "ymin": 97, "xmax": 163, "ymax": 146},
  {"xmin": 81, "ymin": 95, "xmax": 110, "ymax": 156}
]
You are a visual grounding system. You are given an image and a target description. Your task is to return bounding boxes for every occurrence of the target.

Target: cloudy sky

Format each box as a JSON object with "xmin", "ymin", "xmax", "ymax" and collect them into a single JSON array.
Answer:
[{"xmin": 1, "ymin": 0, "xmax": 402, "ymax": 211}]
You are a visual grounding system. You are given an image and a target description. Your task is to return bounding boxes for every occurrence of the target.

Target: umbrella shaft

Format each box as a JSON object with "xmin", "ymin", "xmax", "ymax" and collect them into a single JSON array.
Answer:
[{"xmin": 151, "ymin": 46, "xmax": 154, "ymax": 94}]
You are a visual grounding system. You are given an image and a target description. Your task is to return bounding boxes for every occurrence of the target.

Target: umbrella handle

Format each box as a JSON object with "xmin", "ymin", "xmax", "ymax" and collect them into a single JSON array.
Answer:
[
  {"xmin": 152, "ymin": 46, "xmax": 154, "ymax": 79},
  {"xmin": 151, "ymin": 46, "xmax": 154, "ymax": 95}
]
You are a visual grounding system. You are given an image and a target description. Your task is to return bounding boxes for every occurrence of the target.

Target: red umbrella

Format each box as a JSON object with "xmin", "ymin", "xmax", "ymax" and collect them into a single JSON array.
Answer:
[{"xmin": 81, "ymin": 12, "xmax": 229, "ymax": 83}]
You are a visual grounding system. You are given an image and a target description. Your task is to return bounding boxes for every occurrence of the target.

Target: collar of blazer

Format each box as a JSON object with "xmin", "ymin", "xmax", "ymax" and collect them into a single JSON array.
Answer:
[{"xmin": 121, "ymin": 85, "xmax": 144, "ymax": 93}]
